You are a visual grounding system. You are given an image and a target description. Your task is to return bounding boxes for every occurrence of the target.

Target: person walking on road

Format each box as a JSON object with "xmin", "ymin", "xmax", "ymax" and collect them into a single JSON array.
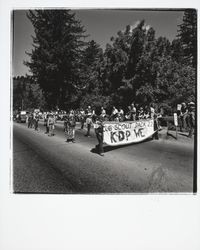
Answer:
[
  {"xmin": 94, "ymin": 116, "xmax": 104, "ymax": 156},
  {"xmin": 85, "ymin": 106, "xmax": 93, "ymax": 137},
  {"xmin": 27, "ymin": 113, "xmax": 33, "ymax": 128},
  {"xmin": 34, "ymin": 112, "xmax": 40, "ymax": 131},
  {"xmin": 79, "ymin": 108, "xmax": 85, "ymax": 129},
  {"xmin": 47, "ymin": 113, "xmax": 55, "ymax": 136},
  {"xmin": 44, "ymin": 112, "xmax": 49, "ymax": 134},
  {"xmin": 65, "ymin": 110, "xmax": 76, "ymax": 142}
]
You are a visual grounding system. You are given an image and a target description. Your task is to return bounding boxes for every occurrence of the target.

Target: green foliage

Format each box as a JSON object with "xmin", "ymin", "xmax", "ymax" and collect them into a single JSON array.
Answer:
[
  {"xmin": 178, "ymin": 9, "xmax": 197, "ymax": 67},
  {"xmin": 25, "ymin": 10, "xmax": 87, "ymax": 109},
  {"xmin": 13, "ymin": 76, "xmax": 47, "ymax": 111},
  {"xmin": 22, "ymin": 10, "xmax": 196, "ymax": 114}
]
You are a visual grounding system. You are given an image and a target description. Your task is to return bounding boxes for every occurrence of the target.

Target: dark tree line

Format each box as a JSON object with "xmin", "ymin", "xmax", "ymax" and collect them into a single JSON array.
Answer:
[{"xmin": 13, "ymin": 9, "xmax": 196, "ymax": 113}]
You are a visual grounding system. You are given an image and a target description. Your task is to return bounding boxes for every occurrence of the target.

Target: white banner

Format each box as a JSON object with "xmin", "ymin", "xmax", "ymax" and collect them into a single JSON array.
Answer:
[{"xmin": 103, "ymin": 119, "xmax": 154, "ymax": 146}]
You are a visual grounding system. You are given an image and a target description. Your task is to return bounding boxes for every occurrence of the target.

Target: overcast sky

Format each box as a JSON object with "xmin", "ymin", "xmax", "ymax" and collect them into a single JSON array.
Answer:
[{"xmin": 13, "ymin": 9, "xmax": 184, "ymax": 77}]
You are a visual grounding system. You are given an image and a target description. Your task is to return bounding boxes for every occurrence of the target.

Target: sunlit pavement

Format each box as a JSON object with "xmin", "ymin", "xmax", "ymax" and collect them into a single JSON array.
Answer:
[{"xmin": 12, "ymin": 121, "xmax": 195, "ymax": 193}]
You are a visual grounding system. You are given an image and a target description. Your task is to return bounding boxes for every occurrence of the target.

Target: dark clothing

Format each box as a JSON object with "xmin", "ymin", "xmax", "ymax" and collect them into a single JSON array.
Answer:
[
  {"xmin": 152, "ymin": 113, "xmax": 159, "ymax": 140},
  {"xmin": 96, "ymin": 132, "xmax": 104, "ymax": 154},
  {"xmin": 95, "ymin": 120, "xmax": 104, "ymax": 154},
  {"xmin": 187, "ymin": 106, "xmax": 195, "ymax": 138},
  {"xmin": 28, "ymin": 116, "xmax": 33, "ymax": 128}
]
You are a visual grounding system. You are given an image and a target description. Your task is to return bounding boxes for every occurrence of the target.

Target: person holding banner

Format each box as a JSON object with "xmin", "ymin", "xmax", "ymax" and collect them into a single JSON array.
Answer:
[{"xmin": 94, "ymin": 116, "xmax": 104, "ymax": 156}]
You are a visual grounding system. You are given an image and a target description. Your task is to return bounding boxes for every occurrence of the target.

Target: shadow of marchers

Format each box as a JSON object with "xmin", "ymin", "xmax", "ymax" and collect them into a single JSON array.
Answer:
[{"xmin": 90, "ymin": 137, "xmax": 153, "ymax": 155}]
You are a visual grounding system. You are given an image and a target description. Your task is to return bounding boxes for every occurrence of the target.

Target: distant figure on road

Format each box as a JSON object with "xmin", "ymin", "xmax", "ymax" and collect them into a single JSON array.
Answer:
[
  {"xmin": 34, "ymin": 112, "xmax": 40, "ymax": 131},
  {"xmin": 65, "ymin": 110, "xmax": 76, "ymax": 142},
  {"xmin": 44, "ymin": 112, "xmax": 49, "ymax": 134},
  {"xmin": 47, "ymin": 113, "xmax": 55, "ymax": 136},
  {"xmin": 27, "ymin": 113, "xmax": 33, "ymax": 128},
  {"xmin": 79, "ymin": 108, "xmax": 85, "ymax": 129},
  {"xmin": 85, "ymin": 106, "xmax": 93, "ymax": 137}
]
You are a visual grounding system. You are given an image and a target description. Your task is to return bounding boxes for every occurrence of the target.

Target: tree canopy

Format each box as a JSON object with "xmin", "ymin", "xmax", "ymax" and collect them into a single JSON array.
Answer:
[{"xmin": 14, "ymin": 9, "xmax": 196, "ymax": 114}]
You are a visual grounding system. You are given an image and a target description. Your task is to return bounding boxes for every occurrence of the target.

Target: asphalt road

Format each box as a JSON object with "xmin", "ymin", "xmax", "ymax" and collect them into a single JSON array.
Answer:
[{"xmin": 12, "ymin": 120, "xmax": 195, "ymax": 193}]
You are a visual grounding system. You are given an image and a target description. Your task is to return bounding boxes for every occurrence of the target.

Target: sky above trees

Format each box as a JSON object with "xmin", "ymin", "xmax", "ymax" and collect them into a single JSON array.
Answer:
[{"xmin": 13, "ymin": 9, "xmax": 184, "ymax": 77}]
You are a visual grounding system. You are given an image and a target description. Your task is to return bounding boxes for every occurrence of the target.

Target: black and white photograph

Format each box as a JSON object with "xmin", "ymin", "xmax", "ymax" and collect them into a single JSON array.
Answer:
[
  {"xmin": 1, "ymin": 1, "xmax": 200, "ymax": 250},
  {"xmin": 12, "ymin": 8, "xmax": 197, "ymax": 194}
]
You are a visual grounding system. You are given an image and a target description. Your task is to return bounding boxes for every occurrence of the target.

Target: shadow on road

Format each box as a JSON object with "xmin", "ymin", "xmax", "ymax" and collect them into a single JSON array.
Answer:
[{"xmin": 90, "ymin": 137, "xmax": 153, "ymax": 155}]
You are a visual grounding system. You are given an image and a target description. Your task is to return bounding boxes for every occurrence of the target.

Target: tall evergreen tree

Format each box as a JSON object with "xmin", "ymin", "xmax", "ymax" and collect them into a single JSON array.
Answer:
[
  {"xmin": 178, "ymin": 9, "xmax": 197, "ymax": 67},
  {"xmin": 25, "ymin": 10, "xmax": 87, "ymax": 109}
]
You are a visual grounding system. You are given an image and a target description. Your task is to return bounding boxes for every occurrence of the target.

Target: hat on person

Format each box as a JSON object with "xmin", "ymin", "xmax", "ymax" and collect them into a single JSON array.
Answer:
[{"xmin": 188, "ymin": 101, "xmax": 195, "ymax": 106}]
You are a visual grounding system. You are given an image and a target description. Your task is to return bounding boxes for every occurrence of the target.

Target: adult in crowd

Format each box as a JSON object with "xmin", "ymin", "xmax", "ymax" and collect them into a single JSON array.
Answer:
[
  {"xmin": 85, "ymin": 106, "xmax": 93, "ymax": 137},
  {"xmin": 180, "ymin": 102, "xmax": 188, "ymax": 132},
  {"xmin": 187, "ymin": 102, "xmax": 195, "ymax": 138}
]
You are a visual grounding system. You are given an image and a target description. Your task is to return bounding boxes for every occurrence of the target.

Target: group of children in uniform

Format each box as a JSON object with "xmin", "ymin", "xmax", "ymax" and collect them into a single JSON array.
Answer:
[{"xmin": 24, "ymin": 101, "xmax": 195, "ymax": 156}]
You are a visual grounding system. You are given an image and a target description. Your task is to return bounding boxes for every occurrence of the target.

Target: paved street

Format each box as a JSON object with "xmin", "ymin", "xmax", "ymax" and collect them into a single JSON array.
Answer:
[{"xmin": 13, "ymin": 121, "xmax": 195, "ymax": 193}]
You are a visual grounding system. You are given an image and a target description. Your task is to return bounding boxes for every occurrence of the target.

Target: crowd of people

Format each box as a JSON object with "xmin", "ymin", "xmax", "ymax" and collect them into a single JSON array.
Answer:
[
  {"xmin": 177, "ymin": 101, "xmax": 196, "ymax": 138},
  {"xmin": 21, "ymin": 101, "xmax": 195, "ymax": 156}
]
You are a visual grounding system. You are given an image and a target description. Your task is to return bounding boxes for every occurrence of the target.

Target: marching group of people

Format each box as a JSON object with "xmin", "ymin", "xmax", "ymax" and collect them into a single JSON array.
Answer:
[
  {"xmin": 23, "ymin": 100, "xmax": 195, "ymax": 156},
  {"xmin": 24, "ymin": 103, "xmax": 161, "ymax": 156}
]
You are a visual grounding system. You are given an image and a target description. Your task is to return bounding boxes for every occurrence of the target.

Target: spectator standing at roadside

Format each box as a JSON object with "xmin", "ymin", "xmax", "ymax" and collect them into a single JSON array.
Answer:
[
  {"xmin": 187, "ymin": 102, "xmax": 195, "ymax": 138},
  {"xmin": 180, "ymin": 102, "xmax": 188, "ymax": 131}
]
